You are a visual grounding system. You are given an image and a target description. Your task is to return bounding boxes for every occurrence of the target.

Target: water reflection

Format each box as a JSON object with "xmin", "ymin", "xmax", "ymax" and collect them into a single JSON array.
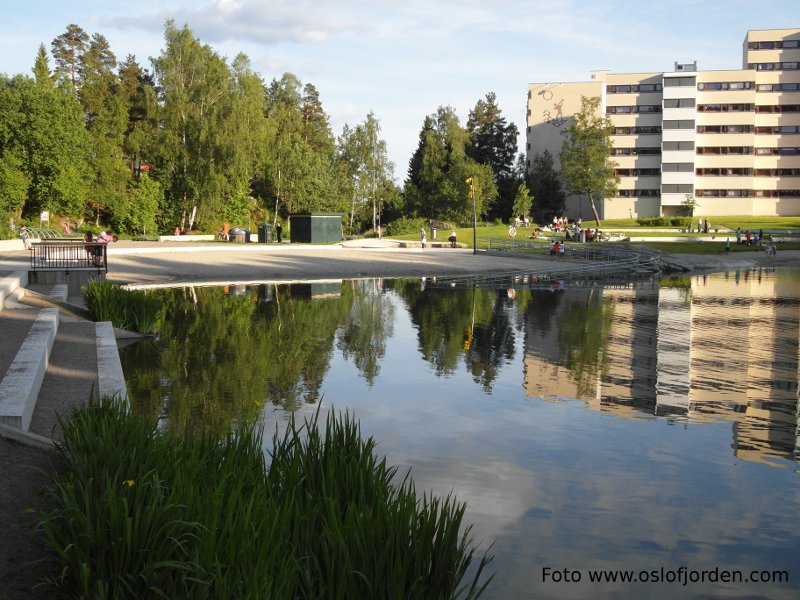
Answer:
[{"xmin": 120, "ymin": 267, "xmax": 800, "ymax": 599}]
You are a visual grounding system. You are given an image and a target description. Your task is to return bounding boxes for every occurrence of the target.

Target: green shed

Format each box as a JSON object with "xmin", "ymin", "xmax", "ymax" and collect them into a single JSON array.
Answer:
[{"xmin": 289, "ymin": 213, "xmax": 344, "ymax": 244}]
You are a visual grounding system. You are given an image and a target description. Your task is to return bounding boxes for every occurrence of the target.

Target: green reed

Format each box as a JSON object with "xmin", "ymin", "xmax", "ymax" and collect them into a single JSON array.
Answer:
[
  {"xmin": 36, "ymin": 399, "xmax": 493, "ymax": 599},
  {"xmin": 82, "ymin": 280, "xmax": 163, "ymax": 333}
]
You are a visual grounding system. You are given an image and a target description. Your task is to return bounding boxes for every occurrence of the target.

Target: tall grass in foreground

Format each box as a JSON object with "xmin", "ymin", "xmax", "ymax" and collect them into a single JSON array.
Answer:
[
  {"xmin": 36, "ymin": 399, "xmax": 493, "ymax": 599},
  {"xmin": 82, "ymin": 279, "xmax": 163, "ymax": 333}
]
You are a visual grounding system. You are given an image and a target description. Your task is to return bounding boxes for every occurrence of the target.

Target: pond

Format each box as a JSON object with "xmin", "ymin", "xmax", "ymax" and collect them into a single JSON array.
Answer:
[{"xmin": 120, "ymin": 267, "xmax": 800, "ymax": 599}]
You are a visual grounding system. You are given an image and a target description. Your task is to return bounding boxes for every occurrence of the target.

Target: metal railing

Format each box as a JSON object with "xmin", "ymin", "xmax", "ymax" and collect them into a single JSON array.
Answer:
[
  {"xmin": 30, "ymin": 240, "xmax": 107, "ymax": 272},
  {"xmin": 428, "ymin": 239, "xmax": 660, "ymax": 290}
]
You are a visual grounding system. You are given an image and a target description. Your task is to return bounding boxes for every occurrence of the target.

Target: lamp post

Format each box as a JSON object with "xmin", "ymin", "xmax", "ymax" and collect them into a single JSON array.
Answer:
[{"xmin": 466, "ymin": 177, "xmax": 476, "ymax": 255}]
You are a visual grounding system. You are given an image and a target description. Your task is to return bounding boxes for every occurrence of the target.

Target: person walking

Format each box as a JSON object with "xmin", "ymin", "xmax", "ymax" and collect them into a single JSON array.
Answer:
[
  {"xmin": 275, "ymin": 222, "xmax": 283, "ymax": 243},
  {"xmin": 420, "ymin": 227, "xmax": 427, "ymax": 249}
]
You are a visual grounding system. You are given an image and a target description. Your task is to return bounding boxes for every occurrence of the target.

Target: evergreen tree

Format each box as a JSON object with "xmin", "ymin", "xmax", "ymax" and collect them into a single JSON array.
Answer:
[
  {"xmin": 511, "ymin": 183, "xmax": 533, "ymax": 222},
  {"xmin": 50, "ymin": 24, "xmax": 89, "ymax": 92},
  {"xmin": 559, "ymin": 95, "xmax": 619, "ymax": 226},
  {"xmin": 466, "ymin": 92, "xmax": 520, "ymax": 221},
  {"xmin": 405, "ymin": 106, "xmax": 496, "ymax": 223},
  {"xmin": 528, "ymin": 150, "xmax": 566, "ymax": 222},
  {"xmin": 32, "ymin": 44, "xmax": 53, "ymax": 86}
]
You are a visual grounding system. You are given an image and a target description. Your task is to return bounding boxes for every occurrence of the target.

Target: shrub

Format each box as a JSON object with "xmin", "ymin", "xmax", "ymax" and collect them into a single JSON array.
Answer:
[
  {"xmin": 36, "ymin": 399, "xmax": 494, "ymax": 599},
  {"xmin": 385, "ymin": 216, "xmax": 427, "ymax": 236}
]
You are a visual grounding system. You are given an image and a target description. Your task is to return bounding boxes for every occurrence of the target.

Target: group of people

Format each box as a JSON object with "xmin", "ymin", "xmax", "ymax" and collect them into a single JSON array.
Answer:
[
  {"xmin": 734, "ymin": 227, "xmax": 764, "ymax": 246},
  {"xmin": 84, "ymin": 230, "xmax": 117, "ymax": 266}
]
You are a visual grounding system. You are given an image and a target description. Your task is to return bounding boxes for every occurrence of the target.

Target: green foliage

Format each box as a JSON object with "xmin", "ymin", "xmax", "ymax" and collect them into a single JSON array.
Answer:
[
  {"xmin": 681, "ymin": 193, "xmax": 698, "ymax": 216},
  {"xmin": 528, "ymin": 150, "xmax": 566, "ymax": 222},
  {"xmin": 466, "ymin": 92, "xmax": 520, "ymax": 221},
  {"xmin": 82, "ymin": 279, "xmax": 163, "ymax": 333},
  {"xmin": 37, "ymin": 399, "xmax": 493, "ymax": 599},
  {"xmin": 385, "ymin": 215, "xmax": 427, "ymax": 236},
  {"xmin": 636, "ymin": 217, "xmax": 691, "ymax": 227},
  {"xmin": 405, "ymin": 107, "xmax": 498, "ymax": 222},
  {"xmin": 559, "ymin": 96, "xmax": 619, "ymax": 226},
  {"xmin": 113, "ymin": 174, "xmax": 162, "ymax": 236},
  {"xmin": 511, "ymin": 183, "xmax": 533, "ymax": 220}
]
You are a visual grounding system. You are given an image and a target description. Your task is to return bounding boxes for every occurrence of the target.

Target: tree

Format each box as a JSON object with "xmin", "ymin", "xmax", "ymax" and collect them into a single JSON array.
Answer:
[
  {"xmin": 559, "ymin": 96, "xmax": 619, "ymax": 227},
  {"xmin": 50, "ymin": 24, "xmax": 89, "ymax": 92},
  {"xmin": 32, "ymin": 45, "xmax": 53, "ymax": 86},
  {"xmin": 681, "ymin": 193, "xmax": 698, "ymax": 216},
  {"xmin": 405, "ymin": 106, "xmax": 496, "ymax": 223},
  {"xmin": 511, "ymin": 183, "xmax": 533, "ymax": 221},
  {"xmin": 466, "ymin": 92, "xmax": 520, "ymax": 221},
  {"xmin": 528, "ymin": 150, "xmax": 566, "ymax": 222}
]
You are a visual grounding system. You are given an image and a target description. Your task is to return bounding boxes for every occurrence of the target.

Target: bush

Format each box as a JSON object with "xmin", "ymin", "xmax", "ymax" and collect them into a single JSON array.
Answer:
[
  {"xmin": 636, "ymin": 217, "xmax": 690, "ymax": 227},
  {"xmin": 385, "ymin": 216, "xmax": 427, "ymax": 236},
  {"xmin": 82, "ymin": 279, "xmax": 163, "ymax": 333},
  {"xmin": 36, "ymin": 399, "xmax": 494, "ymax": 599}
]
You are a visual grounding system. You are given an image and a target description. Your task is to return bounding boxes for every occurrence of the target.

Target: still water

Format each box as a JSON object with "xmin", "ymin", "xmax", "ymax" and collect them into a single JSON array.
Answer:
[{"xmin": 121, "ymin": 267, "xmax": 800, "ymax": 599}]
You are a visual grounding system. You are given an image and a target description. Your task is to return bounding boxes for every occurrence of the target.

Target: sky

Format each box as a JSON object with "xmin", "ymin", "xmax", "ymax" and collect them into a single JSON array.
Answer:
[{"xmin": 1, "ymin": 0, "xmax": 797, "ymax": 180}]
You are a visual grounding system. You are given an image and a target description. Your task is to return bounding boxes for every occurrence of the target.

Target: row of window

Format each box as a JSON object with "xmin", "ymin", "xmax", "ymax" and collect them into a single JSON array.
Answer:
[
  {"xmin": 747, "ymin": 62, "xmax": 800, "ymax": 71},
  {"xmin": 613, "ymin": 126, "xmax": 661, "ymax": 135},
  {"xmin": 615, "ymin": 188, "xmax": 800, "ymax": 198},
  {"xmin": 697, "ymin": 124, "xmax": 752, "ymax": 133},
  {"xmin": 662, "ymin": 163, "xmax": 693, "ymax": 172},
  {"xmin": 607, "ymin": 84, "xmax": 663, "ymax": 94},
  {"xmin": 695, "ymin": 189, "xmax": 800, "ymax": 197},
  {"xmin": 696, "ymin": 168, "xmax": 753, "ymax": 176},
  {"xmin": 611, "ymin": 102, "xmax": 800, "ymax": 113},
  {"xmin": 610, "ymin": 147, "xmax": 661, "ymax": 156},
  {"xmin": 696, "ymin": 146, "xmax": 751, "ymax": 155},
  {"xmin": 612, "ymin": 124, "xmax": 800, "ymax": 137},
  {"xmin": 756, "ymin": 104, "xmax": 800, "ymax": 113},
  {"xmin": 606, "ymin": 105, "xmax": 661, "ymax": 114},
  {"xmin": 748, "ymin": 40, "xmax": 800, "ymax": 50},
  {"xmin": 616, "ymin": 189, "xmax": 660, "ymax": 197},
  {"xmin": 606, "ymin": 81, "xmax": 800, "ymax": 95},
  {"xmin": 697, "ymin": 145, "xmax": 800, "ymax": 155},
  {"xmin": 615, "ymin": 168, "xmax": 661, "ymax": 176}
]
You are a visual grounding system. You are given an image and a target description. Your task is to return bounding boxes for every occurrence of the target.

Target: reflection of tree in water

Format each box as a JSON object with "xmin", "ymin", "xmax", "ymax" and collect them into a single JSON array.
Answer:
[
  {"xmin": 465, "ymin": 292, "xmax": 518, "ymax": 392},
  {"xmin": 336, "ymin": 280, "xmax": 395, "ymax": 386},
  {"xmin": 557, "ymin": 290, "xmax": 615, "ymax": 398},
  {"xmin": 389, "ymin": 281, "xmax": 518, "ymax": 391}
]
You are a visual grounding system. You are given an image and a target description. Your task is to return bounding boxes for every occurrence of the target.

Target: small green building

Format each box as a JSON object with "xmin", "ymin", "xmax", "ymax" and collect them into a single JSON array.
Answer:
[{"xmin": 289, "ymin": 213, "xmax": 344, "ymax": 244}]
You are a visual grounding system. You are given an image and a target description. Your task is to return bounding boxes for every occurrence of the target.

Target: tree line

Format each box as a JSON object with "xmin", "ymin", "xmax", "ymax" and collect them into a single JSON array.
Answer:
[{"xmin": 1, "ymin": 21, "xmax": 588, "ymax": 239}]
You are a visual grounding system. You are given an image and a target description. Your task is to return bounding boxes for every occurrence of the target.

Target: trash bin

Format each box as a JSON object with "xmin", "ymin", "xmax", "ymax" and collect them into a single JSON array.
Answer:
[
  {"xmin": 229, "ymin": 227, "xmax": 250, "ymax": 243},
  {"xmin": 257, "ymin": 222, "xmax": 272, "ymax": 243}
]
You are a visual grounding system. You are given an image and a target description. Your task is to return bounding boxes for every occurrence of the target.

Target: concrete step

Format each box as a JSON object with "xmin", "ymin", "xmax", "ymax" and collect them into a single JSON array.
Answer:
[
  {"xmin": 0, "ymin": 307, "xmax": 58, "ymax": 430},
  {"xmin": 0, "ymin": 272, "xmax": 128, "ymax": 441}
]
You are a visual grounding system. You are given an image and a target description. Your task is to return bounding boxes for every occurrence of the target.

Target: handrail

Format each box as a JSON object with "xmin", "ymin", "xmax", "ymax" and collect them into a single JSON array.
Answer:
[
  {"xmin": 30, "ymin": 241, "xmax": 107, "ymax": 272},
  {"xmin": 428, "ymin": 239, "xmax": 660, "ymax": 290}
]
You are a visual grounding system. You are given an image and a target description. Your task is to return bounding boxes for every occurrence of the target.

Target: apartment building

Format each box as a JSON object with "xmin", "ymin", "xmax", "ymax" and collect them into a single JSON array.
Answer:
[{"xmin": 526, "ymin": 28, "xmax": 800, "ymax": 219}]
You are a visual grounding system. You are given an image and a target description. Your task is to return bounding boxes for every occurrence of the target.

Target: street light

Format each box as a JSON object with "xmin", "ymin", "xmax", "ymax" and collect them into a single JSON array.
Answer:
[{"xmin": 466, "ymin": 177, "xmax": 476, "ymax": 255}]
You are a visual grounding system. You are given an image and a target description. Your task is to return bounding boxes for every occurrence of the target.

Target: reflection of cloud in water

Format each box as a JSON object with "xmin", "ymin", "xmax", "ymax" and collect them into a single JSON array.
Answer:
[{"xmin": 388, "ymin": 455, "xmax": 537, "ymax": 542}]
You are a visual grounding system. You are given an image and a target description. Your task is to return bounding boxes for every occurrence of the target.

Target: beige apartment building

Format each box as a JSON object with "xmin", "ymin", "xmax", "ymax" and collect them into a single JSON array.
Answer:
[{"xmin": 526, "ymin": 28, "xmax": 800, "ymax": 219}]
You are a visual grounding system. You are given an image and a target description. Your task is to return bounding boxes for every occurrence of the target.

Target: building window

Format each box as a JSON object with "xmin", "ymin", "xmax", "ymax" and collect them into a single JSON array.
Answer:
[
  {"xmin": 606, "ymin": 105, "xmax": 662, "ymax": 114},
  {"xmin": 662, "ymin": 184, "xmax": 694, "ymax": 193},
  {"xmin": 748, "ymin": 62, "xmax": 800, "ymax": 71},
  {"xmin": 756, "ymin": 104, "xmax": 800, "ymax": 113},
  {"xmin": 755, "ymin": 125, "xmax": 800, "ymax": 134},
  {"xmin": 696, "ymin": 168, "xmax": 753, "ymax": 176},
  {"xmin": 663, "ymin": 163, "xmax": 694, "ymax": 172},
  {"xmin": 611, "ymin": 147, "xmax": 661, "ymax": 156},
  {"xmin": 748, "ymin": 40, "xmax": 800, "ymax": 49},
  {"xmin": 753, "ymin": 189, "xmax": 800, "ymax": 197},
  {"xmin": 615, "ymin": 168, "xmax": 661, "ymax": 176},
  {"xmin": 696, "ymin": 146, "xmax": 752, "ymax": 155},
  {"xmin": 607, "ymin": 83, "xmax": 663, "ymax": 94},
  {"xmin": 663, "ymin": 141, "xmax": 695, "ymax": 151},
  {"xmin": 663, "ymin": 120, "xmax": 695, "ymax": 129},
  {"xmin": 616, "ymin": 189, "xmax": 660, "ymax": 197},
  {"xmin": 697, "ymin": 81, "xmax": 754, "ymax": 91},
  {"xmin": 695, "ymin": 189, "xmax": 754, "ymax": 197},
  {"xmin": 754, "ymin": 168, "xmax": 800, "ymax": 176},
  {"xmin": 612, "ymin": 126, "xmax": 662, "ymax": 135},
  {"xmin": 756, "ymin": 83, "xmax": 800, "ymax": 92},
  {"xmin": 697, "ymin": 103, "xmax": 752, "ymax": 112},
  {"xmin": 664, "ymin": 76, "xmax": 696, "ymax": 87},
  {"xmin": 696, "ymin": 124, "xmax": 753, "ymax": 133},
  {"xmin": 664, "ymin": 98, "xmax": 696, "ymax": 108}
]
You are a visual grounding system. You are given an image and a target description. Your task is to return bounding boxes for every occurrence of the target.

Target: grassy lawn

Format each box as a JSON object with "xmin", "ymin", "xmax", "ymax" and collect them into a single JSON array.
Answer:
[{"xmin": 631, "ymin": 241, "xmax": 800, "ymax": 254}]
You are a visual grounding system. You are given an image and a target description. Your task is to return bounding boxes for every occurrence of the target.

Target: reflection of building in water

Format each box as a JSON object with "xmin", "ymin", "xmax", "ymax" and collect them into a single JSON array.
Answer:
[{"xmin": 522, "ymin": 270, "xmax": 800, "ymax": 465}]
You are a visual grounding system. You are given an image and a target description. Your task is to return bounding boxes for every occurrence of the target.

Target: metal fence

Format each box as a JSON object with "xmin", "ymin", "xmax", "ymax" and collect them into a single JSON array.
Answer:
[
  {"xmin": 30, "ymin": 240, "xmax": 107, "ymax": 272},
  {"xmin": 427, "ymin": 239, "xmax": 661, "ymax": 290}
]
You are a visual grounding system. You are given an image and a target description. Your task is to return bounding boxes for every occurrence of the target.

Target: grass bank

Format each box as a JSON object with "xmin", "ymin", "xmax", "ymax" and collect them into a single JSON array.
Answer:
[{"xmin": 35, "ymin": 400, "xmax": 493, "ymax": 599}]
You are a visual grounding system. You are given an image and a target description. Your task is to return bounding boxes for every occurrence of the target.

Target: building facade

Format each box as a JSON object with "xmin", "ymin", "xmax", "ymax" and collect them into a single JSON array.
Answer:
[{"xmin": 526, "ymin": 28, "xmax": 800, "ymax": 219}]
